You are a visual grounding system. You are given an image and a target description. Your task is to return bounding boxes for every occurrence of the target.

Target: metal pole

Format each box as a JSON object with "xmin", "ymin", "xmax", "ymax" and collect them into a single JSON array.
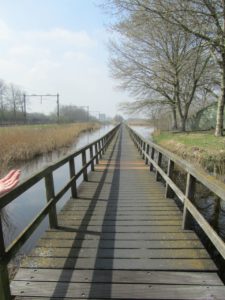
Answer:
[
  {"xmin": 23, "ymin": 93, "xmax": 27, "ymax": 124},
  {"xmin": 57, "ymin": 93, "xmax": 59, "ymax": 123}
]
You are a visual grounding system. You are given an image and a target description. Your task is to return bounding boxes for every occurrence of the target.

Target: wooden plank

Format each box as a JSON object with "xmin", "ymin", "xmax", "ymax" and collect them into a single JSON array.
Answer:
[
  {"xmin": 58, "ymin": 215, "xmax": 182, "ymax": 221},
  {"xmin": 20, "ymin": 257, "xmax": 217, "ymax": 271},
  {"xmin": 44, "ymin": 225, "xmax": 187, "ymax": 233},
  {"xmin": 57, "ymin": 220, "xmax": 183, "ymax": 226},
  {"xmin": 42, "ymin": 231, "xmax": 198, "ymax": 241},
  {"xmin": 11, "ymin": 282, "xmax": 225, "ymax": 299},
  {"xmin": 37, "ymin": 239, "xmax": 205, "ymax": 249},
  {"xmin": 59, "ymin": 211, "xmax": 181, "ymax": 216},
  {"xmin": 30, "ymin": 247, "xmax": 210, "ymax": 259},
  {"xmin": 13, "ymin": 269, "xmax": 223, "ymax": 285}
]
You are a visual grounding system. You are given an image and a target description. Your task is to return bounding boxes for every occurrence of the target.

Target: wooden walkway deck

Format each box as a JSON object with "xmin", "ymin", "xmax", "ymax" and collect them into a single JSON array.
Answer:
[{"xmin": 11, "ymin": 126, "xmax": 225, "ymax": 299}]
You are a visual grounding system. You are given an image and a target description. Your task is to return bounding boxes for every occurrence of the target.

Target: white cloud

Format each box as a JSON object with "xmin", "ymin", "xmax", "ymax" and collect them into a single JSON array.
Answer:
[
  {"xmin": 0, "ymin": 19, "xmax": 11, "ymax": 40},
  {"xmin": 0, "ymin": 19, "xmax": 129, "ymax": 116}
]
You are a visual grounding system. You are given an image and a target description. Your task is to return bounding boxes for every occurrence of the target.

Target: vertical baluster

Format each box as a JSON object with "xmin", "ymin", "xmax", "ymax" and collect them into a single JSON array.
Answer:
[
  {"xmin": 149, "ymin": 147, "xmax": 155, "ymax": 172},
  {"xmin": 0, "ymin": 217, "xmax": 11, "ymax": 300},
  {"xmin": 95, "ymin": 142, "xmax": 99, "ymax": 164},
  {"xmin": 98, "ymin": 141, "xmax": 102, "ymax": 159},
  {"xmin": 82, "ymin": 150, "xmax": 88, "ymax": 181},
  {"xmin": 90, "ymin": 145, "xmax": 94, "ymax": 171},
  {"xmin": 165, "ymin": 159, "xmax": 175, "ymax": 198},
  {"xmin": 156, "ymin": 152, "xmax": 162, "ymax": 181},
  {"xmin": 182, "ymin": 173, "xmax": 196, "ymax": 230},
  {"xmin": 102, "ymin": 137, "xmax": 105, "ymax": 155},
  {"xmin": 69, "ymin": 157, "xmax": 77, "ymax": 198},
  {"xmin": 142, "ymin": 142, "xmax": 146, "ymax": 160},
  {"xmin": 45, "ymin": 172, "xmax": 58, "ymax": 228},
  {"xmin": 145, "ymin": 144, "xmax": 150, "ymax": 165}
]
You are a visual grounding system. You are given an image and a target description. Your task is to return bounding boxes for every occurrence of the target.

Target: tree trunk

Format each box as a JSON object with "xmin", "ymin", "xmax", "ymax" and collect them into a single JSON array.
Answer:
[
  {"xmin": 215, "ymin": 55, "xmax": 225, "ymax": 136},
  {"xmin": 180, "ymin": 117, "xmax": 186, "ymax": 132},
  {"xmin": 171, "ymin": 106, "xmax": 178, "ymax": 130}
]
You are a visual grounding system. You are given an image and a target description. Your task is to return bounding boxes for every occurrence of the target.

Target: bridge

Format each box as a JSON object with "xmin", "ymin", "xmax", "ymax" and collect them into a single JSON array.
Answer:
[{"xmin": 1, "ymin": 124, "xmax": 225, "ymax": 299}]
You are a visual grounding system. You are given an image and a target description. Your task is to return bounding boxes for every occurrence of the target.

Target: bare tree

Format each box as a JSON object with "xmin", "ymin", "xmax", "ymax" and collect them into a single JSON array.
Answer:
[
  {"xmin": 107, "ymin": 7, "xmax": 217, "ymax": 131},
  {"xmin": 0, "ymin": 79, "xmax": 6, "ymax": 122},
  {"xmin": 105, "ymin": 0, "xmax": 225, "ymax": 135}
]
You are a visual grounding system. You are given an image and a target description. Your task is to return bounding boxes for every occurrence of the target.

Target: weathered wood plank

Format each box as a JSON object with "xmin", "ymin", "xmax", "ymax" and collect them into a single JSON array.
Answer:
[
  {"xmin": 37, "ymin": 239, "xmax": 205, "ymax": 249},
  {"xmin": 44, "ymin": 225, "xmax": 188, "ymax": 233},
  {"xmin": 42, "ymin": 231, "xmax": 198, "ymax": 241},
  {"xmin": 21, "ymin": 256, "xmax": 217, "ymax": 271},
  {"xmin": 13, "ymin": 269, "xmax": 223, "ymax": 285},
  {"xmin": 11, "ymin": 282, "xmax": 225, "ymax": 299},
  {"xmin": 29, "ymin": 247, "xmax": 210, "ymax": 259}
]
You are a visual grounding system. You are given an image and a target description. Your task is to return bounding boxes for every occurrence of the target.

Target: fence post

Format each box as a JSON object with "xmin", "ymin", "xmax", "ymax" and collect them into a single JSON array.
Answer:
[
  {"xmin": 45, "ymin": 172, "xmax": 58, "ymax": 228},
  {"xmin": 69, "ymin": 157, "xmax": 77, "ymax": 198},
  {"xmin": 0, "ymin": 217, "xmax": 11, "ymax": 300},
  {"xmin": 156, "ymin": 152, "xmax": 162, "ymax": 181},
  {"xmin": 182, "ymin": 173, "xmax": 196, "ymax": 230},
  {"xmin": 165, "ymin": 159, "xmax": 175, "ymax": 198},
  {"xmin": 98, "ymin": 141, "xmax": 102, "ymax": 159},
  {"xmin": 145, "ymin": 144, "xmax": 150, "ymax": 165},
  {"xmin": 142, "ymin": 142, "xmax": 146, "ymax": 160},
  {"xmin": 90, "ymin": 145, "xmax": 94, "ymax": 171},
  {"xmin": 95, "ymin": 142, "xmax": 99, "ymax": 164},
  {"xmin": 82, "ymin": 150, "xmax": 88, "ymax": 181},
  {"xmin": 149, "ymin": 147, "xmax": 155, "ymax": 172}
]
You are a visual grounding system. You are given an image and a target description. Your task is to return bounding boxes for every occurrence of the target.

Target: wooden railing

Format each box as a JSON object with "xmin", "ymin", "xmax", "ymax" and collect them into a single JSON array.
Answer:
[
  {"xmin": 128, "ymin": 126, "xmax": 225, "ymax": 260},
  {"xmin": 0, "ymin": 124, "xmax": 120, "ymax": 300}
]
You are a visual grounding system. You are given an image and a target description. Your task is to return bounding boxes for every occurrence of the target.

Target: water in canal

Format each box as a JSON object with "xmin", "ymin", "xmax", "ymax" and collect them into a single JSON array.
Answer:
[{"xmin": 2, "ymin": 125, "xmax": 113, "ymax": 259}]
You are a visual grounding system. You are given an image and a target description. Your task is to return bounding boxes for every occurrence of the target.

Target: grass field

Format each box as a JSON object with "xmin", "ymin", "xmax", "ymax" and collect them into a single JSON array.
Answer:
[
  {"xmin": 0, "ymin": 123, "xmax": 100, "ymax": 176},
  {"xmin": 153, "ymin": 130, "xmax": 225, "ymax": 177}
]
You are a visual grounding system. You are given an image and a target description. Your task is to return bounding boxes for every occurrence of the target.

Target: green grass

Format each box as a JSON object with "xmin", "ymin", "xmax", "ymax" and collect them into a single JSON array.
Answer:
[
  {"xmin": 154, "ymin": 131, "xmax": 225, "ymax": 151},
  {"xmin": 153, "ymin": 130, "xmax": 225, "ymax": 177}
]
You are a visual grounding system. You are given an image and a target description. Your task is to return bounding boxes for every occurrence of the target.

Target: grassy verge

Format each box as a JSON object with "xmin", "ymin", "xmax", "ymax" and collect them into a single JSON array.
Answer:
[
  {"xmin": 0, "ymin": 122, "xmax": 100, "ymax": 175},
  {"xmin": 153, "ymin": 130, "xmax": 225, "ymax": 177}
]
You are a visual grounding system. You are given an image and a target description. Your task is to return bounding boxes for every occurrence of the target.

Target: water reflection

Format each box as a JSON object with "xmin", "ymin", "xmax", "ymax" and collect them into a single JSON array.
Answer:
[
  {"xmin": 130, "ymin": 125, "xmax": 154, "ymax": 140},
  {"xmin": 2, "ymin": 125, "xmax": 113, "ymax": 256}
]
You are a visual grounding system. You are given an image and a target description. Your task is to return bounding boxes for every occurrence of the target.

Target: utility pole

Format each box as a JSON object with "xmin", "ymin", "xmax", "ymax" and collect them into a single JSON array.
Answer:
[
  {"xmin": 23, "ymin": 93, "xmax": 27, "ymax": 123},
  {"xmin": 56, "ymin": 93, "xmax": 60, "ymax": 123},
  {"xmin": 25, "ymin": 93, "xmax": 60, "ymax": 123}
]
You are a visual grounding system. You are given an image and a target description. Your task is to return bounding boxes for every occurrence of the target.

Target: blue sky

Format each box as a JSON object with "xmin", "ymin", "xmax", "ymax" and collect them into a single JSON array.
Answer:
[{"xmin": 0, "ymin": 0, "xmax": 129, "ymax": 116}]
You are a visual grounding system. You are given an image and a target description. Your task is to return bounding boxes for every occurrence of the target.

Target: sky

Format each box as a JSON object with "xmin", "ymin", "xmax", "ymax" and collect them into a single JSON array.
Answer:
[{"xmin": 0, "ymin": 0, "xmax": 131, "ymax": 117}]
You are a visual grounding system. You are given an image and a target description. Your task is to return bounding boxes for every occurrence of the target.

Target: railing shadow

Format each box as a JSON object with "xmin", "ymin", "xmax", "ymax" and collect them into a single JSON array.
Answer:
[{"xmin": 49, "ymin": 127, "xmax": 121, "ymax": 299}]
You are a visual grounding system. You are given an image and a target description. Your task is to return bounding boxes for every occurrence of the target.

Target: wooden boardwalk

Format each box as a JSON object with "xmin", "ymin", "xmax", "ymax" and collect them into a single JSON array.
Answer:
[{"xmin": 11, "ymin": 126, "xmax": 225, "ymax": 299}]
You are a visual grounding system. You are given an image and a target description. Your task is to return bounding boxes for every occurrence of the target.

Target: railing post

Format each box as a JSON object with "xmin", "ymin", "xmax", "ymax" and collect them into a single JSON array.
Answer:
[
  {"xmin": 0, "ymin": 217, "xmax": 11, "ymax": 300},
  {"xmin": 182, "ymin": 173, "xmax": 196, "ymax": 230},
  {"xmin": 98, "ymin": 141, "xmax": 102, "ymax": 159},
  {"xmin": 82, "ymin": 150, "xmax": 88, "ymax": 181},
  {"xmin": 45, "ymin": 172, "xmax": 58, "ymax": 228},
  {"xmin": 90, "ymin": 145, "xmax": 94, "ymax": 171},
  {"xmin": 102, "ymin": 138, "xmax": 106, "ymax": 154},
  {"xmin": 139, "ymin": 139, "xmax": 143, "ymax": 154},
  {"xmin": 156, "ymin": 152, "xmax": 162, "ymax": 181},
  {"xmin": 145, "ymin": 144, "xmax": 150, "ymax": 165},
  {"xmin": 165, "ymin": 159, "xmax": 175, "ymax": 198},
  {"xmin": 69, "ymin": 157, "xmax": 77, "ymax": 198},
  {"xmin": 95, "ymin": 142, "xmax": 99, "ymax": 164},
  {"xmin": 142, "ymin": 142, "xmax": 146, "ymax": 160},
  {"xmin": 149, "ymin": 147, "xmax": 155, "ymax": 172}
]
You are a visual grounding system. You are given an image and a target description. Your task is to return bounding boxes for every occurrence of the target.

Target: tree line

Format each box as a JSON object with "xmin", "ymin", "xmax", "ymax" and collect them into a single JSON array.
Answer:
[
  {"xmin": 0, "ymin": 79, "xmax": 26, "ymax": 123},
  {"xmin": 0, "ymin": 79, "xmax": 100, "ymax": 124},
  {"xmin": 102, "ymin": 0, "xmax": 224, "ymax": 135}
]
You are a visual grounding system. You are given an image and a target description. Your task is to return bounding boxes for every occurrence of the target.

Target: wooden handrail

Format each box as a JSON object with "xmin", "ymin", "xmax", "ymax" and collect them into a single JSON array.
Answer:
[
  {"xmin": 0, "ymin": 124, "xmax": 120, "ymax": 300},
  {"xmin": 127, "ymin": 125, "xmax": 225, "ymax": 261}
]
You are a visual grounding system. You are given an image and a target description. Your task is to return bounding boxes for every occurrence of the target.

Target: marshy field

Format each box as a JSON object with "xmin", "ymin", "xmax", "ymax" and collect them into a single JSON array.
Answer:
[{"xmin": 0, "ymin": 122, "xmax": 100, "ymax": 176}]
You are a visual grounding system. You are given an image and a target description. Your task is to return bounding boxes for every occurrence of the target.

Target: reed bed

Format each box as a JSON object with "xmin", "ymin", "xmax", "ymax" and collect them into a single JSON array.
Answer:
[{"xmin": 0, "ymin": 123, "xmax": 99, "ymax": 175}]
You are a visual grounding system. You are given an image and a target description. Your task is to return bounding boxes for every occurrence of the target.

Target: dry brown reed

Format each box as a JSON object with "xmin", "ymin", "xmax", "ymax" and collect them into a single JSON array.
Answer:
[{"xmin": 0, "ymin": 123, "xmax": 99, "ymax": 175}]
